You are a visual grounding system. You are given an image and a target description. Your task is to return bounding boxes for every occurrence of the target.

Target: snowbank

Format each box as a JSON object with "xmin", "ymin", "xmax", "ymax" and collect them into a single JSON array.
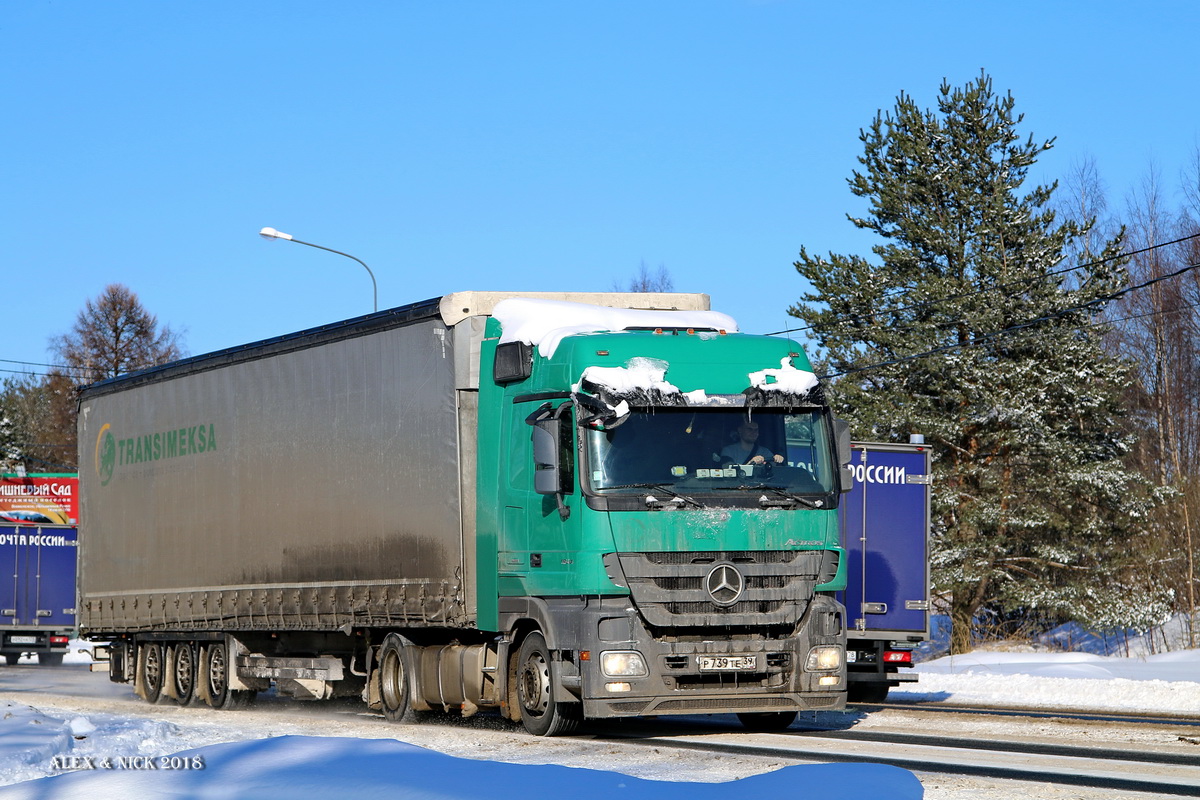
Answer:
[
  {"xmin": 900, "ymin": 648, "xmax": 1200, "ymax": 714},
  {"xmin": 0, "ymin": 712, "xmax": 921, "ymax": 800}
]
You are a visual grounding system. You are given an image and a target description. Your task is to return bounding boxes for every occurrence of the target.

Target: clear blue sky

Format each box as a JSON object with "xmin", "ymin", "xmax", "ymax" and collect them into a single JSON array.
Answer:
[{"xmin": 4, "ymin": 1, "xmax": 1198, "ymax": 378}]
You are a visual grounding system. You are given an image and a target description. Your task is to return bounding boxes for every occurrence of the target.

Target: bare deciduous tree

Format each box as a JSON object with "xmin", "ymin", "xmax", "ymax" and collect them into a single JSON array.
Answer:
[
  {"xmin": 613, "ymin": 261, "xmax": 674, "ymax": 293},
  {"xmin": 23, "ymin": 284, "xmax": 188, "ymax": 474},
  {"xmin": 1072, "ymin": 157, "xmax": 1200, "ymax": 648},
  {"xmin": 52, "ymin": 284, "xmax": 186, "ymax": 382}
]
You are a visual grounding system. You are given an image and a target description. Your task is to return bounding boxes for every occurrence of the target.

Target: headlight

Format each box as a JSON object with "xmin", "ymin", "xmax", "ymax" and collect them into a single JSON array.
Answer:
[
  {"xmin": 805, "ymin": 645, "xmax": 842, "ymax": 671},
  {"xmin": 600, "ymin": 651, "xmax": 648, "ymax": 677}
]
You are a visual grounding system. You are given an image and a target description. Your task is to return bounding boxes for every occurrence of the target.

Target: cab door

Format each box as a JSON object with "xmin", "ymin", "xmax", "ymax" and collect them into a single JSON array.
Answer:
[{"xmin": 499, "ymin": 400, "xmax": 578, "ymax": 597}]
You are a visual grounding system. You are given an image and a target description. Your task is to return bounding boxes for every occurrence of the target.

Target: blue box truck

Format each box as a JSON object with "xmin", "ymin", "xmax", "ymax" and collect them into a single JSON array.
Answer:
[
  {"xmin": 1, "ymin": 473, "xmax": 78, "ymax": 666},
  {"xmin": 0, "ymin": 523, "xmax": 77, "ymax": 666},
  {"xmin": 838, "ymin": 441, "xmax": 931, "ymax": 702}
]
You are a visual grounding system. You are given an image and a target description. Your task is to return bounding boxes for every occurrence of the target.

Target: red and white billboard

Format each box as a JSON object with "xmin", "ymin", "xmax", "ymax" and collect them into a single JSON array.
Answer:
[{"xmin": 0, "ymin": 474, "xmax": 78, "ymax": 525}]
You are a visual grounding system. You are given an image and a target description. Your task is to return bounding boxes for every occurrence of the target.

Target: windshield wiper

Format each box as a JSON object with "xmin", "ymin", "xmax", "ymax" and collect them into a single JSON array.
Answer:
[
  {"xmin": 714, "ymin": 484, "xmax": 823, "ymax": 509},
  {"xmin": 604, "ymin": 483, "xmax": 703, "ymax": 509}
]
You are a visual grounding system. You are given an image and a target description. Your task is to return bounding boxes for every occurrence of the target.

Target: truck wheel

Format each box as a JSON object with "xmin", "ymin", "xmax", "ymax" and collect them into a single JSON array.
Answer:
[
  {"xmin": 378, "ymin": 633, "xmax": 418, "ymax": 723},
  {"xmin": 38, "ymin": 652, "xmax": 65, "ymax": 667},
  {"xmin": 847, "ymin": 683, "xmax": 890, "ymax": 704},
  {"xmin": 737, "ymin": 711, "xmax": 797, "ymax": 732},
  {"xmin": 203, "ymin": 641, "xmax": 255, "ymax": 709},
  {"xmin": 141, "ymin": 642, "xmax": 165, "ymax": 703},
  {"xmin": 4, "ymin": 653, "xmax": 20, "ymax": 666},
  {"xmin": 172, "ymin": 643, "xmax": 197, "ymax": 705},
  {"xmin": 516, "ymin": 632, "xmax": 580, "ymax": 737}
]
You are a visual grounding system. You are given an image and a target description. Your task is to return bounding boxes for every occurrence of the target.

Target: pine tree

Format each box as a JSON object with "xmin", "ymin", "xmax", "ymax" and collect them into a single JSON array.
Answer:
[{"xmin": 790, "ymin": 72, "xmax": 1167, "ymax": 653}]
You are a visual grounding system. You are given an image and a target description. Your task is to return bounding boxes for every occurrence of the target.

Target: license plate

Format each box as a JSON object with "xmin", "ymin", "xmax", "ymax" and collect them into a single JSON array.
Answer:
[
  {"xmin": 8, "ymin": 636, "xmax": 38, "ymax": 645},
  {"xmin": 698, "ymin": 654, "xmax": 757, "ymax": 671}
]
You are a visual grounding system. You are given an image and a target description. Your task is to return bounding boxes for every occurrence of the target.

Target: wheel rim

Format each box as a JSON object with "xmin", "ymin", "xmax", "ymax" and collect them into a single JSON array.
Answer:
[
  {"xmin": 208, "ymin": 644, "xmax": 228, "ymax": 699},
  {"xmin": 175, "ymin": 645, "xmax": 194, "ymax": 698},
  {"xmin": 380, "ymin": 648, "xmax": 405, "ymax": 713},
  {"xmin": 144, "ymin": 644, "xmax": 163, "ymax": 693},
  {"xmin": 519, "ymin": 649, "xmax": 551, "ymax": 719}
]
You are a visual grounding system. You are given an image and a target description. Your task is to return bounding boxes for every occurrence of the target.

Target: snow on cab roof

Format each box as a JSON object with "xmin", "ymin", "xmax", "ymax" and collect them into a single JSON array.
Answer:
[
  {"xmin": 750, "ymin": 357, "xmax": 820, "ymax": 395},
  {"xmin": 492, "ymin": 297, "xmax": 739, "ymax": 358}
]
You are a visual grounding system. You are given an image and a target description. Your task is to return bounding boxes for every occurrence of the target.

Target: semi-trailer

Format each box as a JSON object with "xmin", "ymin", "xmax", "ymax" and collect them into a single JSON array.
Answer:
[
  {"xmin": 838, "ymin": 441, "xmax": 931, "ymax": 702},
  {"xmin": 78, "ymin": 291, "xmax": 853, "ymax": 734}
]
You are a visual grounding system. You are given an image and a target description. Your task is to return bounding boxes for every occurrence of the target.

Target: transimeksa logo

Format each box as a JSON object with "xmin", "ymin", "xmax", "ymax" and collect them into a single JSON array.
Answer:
[
  {"xmin": 96, "ymin": 424, "xmax": 117, "ymax": 486},
  {"xmin": 94, "ymin": 422, "xmax": 217, "ymax": 486}
]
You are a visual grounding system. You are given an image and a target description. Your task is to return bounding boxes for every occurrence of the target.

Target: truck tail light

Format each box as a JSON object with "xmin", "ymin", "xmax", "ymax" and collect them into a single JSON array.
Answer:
[
  {"xmin": 883, "ymin": 650, "xmax": 912, "ymax": 664},
  {"xmin": 50, "ymin": 636, "xmax": 70, "ymax": 645}
]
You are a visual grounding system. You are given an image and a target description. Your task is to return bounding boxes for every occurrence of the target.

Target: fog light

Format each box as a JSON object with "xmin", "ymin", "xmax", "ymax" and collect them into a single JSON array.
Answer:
[
  {"xmin": 605, "ymin": 682, "xmax": 632, "ymax": 693},
  {"xmin": 601, "ymin": 650, "xmax": 648, "ymax": 677},
  {"xmin": 819, "ymin": 675, "xmax": 841, "ymax": 686},
  {"xmin": 805, "ymin": 645, "xmax": 842, "ymax": 671}
]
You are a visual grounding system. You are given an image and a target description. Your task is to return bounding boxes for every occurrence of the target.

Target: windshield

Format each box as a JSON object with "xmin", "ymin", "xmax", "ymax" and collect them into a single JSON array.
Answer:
[{"xmin": 584, "ymin": 408, "xmax": 836, "ymax": 497}]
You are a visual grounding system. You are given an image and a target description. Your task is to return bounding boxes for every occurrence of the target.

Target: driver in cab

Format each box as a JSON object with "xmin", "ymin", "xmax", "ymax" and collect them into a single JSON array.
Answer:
[{"xmin": 720, "ymin": 421, "xmax": 785, "ymax": 466}]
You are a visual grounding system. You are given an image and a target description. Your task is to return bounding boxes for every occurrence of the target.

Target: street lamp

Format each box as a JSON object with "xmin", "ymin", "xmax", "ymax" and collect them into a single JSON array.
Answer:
[{"xmin": 259, "ymin": 227, "xmax": 378, "ymax": 313}]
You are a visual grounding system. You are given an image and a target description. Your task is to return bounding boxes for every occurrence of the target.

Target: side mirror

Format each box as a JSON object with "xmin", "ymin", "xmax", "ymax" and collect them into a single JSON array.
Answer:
[
  {"xmin": 530, "ymin": 417, "xmax": 562, "ymax": 495},
  {"xmin": 526, "ymin": 403, "xmax": 573, "ymax": 519},
  {"xmin": 834, "ymin": 418, "xmax": 854, "ymax": 494}
]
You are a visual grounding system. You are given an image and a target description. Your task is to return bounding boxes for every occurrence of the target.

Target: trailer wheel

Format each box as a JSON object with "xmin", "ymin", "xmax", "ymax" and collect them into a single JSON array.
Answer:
[
  {"xmin": 736, "ymin": 711, "xmax": 797, "ymax": 731},
  {"xmin": 516, "ymin": 632, "xmax": 579, "ymax": 737},
  {"xmin": 4, "ymin": 653, "xmax": 20, "ymax": 666},
  {"xmin": 38, "ymin": 652, "xmax": 64, "ymax": 667},
  {"xmin": 378, "ymin": 633, "xmax": 418, "ymax": 723},
  {"xmin": 203, "ymin": 641, "xmax": 255, "ymax": 709},
  {"xmin": 172, "ymin": 643, "xmax": 197, "ymax": 705},
  {"xmin": 141, "ymin": 642, "xmax": 165, "ymax": 703}
]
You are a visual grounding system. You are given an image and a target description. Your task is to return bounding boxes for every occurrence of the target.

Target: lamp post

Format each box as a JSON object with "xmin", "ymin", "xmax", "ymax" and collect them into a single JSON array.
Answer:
[{"xmin": 259, "ymin": 227, "xmax": 378, "ymax": 313}]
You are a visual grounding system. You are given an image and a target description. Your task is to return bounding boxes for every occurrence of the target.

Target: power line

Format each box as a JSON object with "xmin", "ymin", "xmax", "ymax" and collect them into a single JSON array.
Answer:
[
  {"xmin": 820, "ymin": 258, "xmax": 1200, "ymax": 379},
  {"xmin": 773, "ymin": 231, "xmax": 1200, "ymax": 338},
  {"xmin": 0, "ymin": 366, "xmax": 93, "ymax": 380},
  {"xmin": 0, "ymin": 357, "xmax": 76, "ymax": 370}
]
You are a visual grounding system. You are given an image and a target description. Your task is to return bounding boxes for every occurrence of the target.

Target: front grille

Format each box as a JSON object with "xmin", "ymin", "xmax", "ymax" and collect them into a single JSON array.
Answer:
[
  {"xmin": 610, "ymin": 700, "xmax": 651, "ymax": 713},
  {"xmin": 651, "ymin": 575, "xmax": 789, "ymax": 591},
  {"xmin": 661, "ymin": 600, "xmax": 789, "ymax": 615},
  {"xmin": 653, "ymin": 696, "xmax": 796, "ymax": 712},
  {"xmin": 612, "ymin": 550, "xmax": 822, "ymax": 628},
  {"xmin": 643, "ymin": 551, "xmax": 802, "ymax": 566},
  {"xmin": 674, "ymin": 673, "xmax": 772, "ymax": 690}
]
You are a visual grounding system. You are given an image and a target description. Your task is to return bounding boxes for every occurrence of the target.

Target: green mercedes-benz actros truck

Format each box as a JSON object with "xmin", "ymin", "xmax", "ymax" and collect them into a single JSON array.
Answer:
[{"xmin": 78, "ymin": 291, "xmax": 852, "ymax": 735}]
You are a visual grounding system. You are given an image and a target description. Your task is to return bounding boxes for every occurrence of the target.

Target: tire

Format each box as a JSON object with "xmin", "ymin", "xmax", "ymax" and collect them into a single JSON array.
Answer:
[
  {"xmin": 378, "ymin": 633, "xmax": 418, "ymax": 723},
  {"xmin": 4, "ymin": 653, "xmax": 21, "ymax": 666},
  {"xmin": 38, "ymin": 652, "xmax": 65, "ymax": 667},
  {"xmin": 516, "ymin": 632, "xmax": 580, "ymax": 737},
  {"xmin": 141, "ymin": 642, "xmax": 165, "ymax": 704},
  {"xmin": 737, "ymin": 711, "xmax": 797, "ymax": 732},
  {"xmin": 171, "ymin": 642, "xmax": 197, "ymax": 705},
  {"xmin": 202, "ymin": 641, "xmax": 255, "ymax": 709},
  {"xmin": 847, "ymin": 682, "xmax": 890, "ymax": 704}
]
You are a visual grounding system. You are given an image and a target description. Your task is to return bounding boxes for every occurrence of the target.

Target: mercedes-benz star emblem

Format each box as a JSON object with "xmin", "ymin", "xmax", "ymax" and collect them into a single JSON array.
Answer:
[{"xmin": 705, "ymin": 563, "xmax": 745, "ymax": 606}]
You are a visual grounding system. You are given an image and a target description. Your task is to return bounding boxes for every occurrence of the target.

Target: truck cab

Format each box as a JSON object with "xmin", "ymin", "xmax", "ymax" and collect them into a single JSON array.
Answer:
[{"xmin": 475, "ymin": 300, "xmax": 851, "ymax": 732}]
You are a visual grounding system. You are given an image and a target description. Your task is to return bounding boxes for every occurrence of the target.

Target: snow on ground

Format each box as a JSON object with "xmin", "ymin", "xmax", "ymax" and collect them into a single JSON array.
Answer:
[
  {"xmin": 1, "ymin": 641, "xmax": 1198, "ymax": 798},
  {"xmin": 897, "ymin": 647, "xmax": 1200, "ymax": 715}
]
